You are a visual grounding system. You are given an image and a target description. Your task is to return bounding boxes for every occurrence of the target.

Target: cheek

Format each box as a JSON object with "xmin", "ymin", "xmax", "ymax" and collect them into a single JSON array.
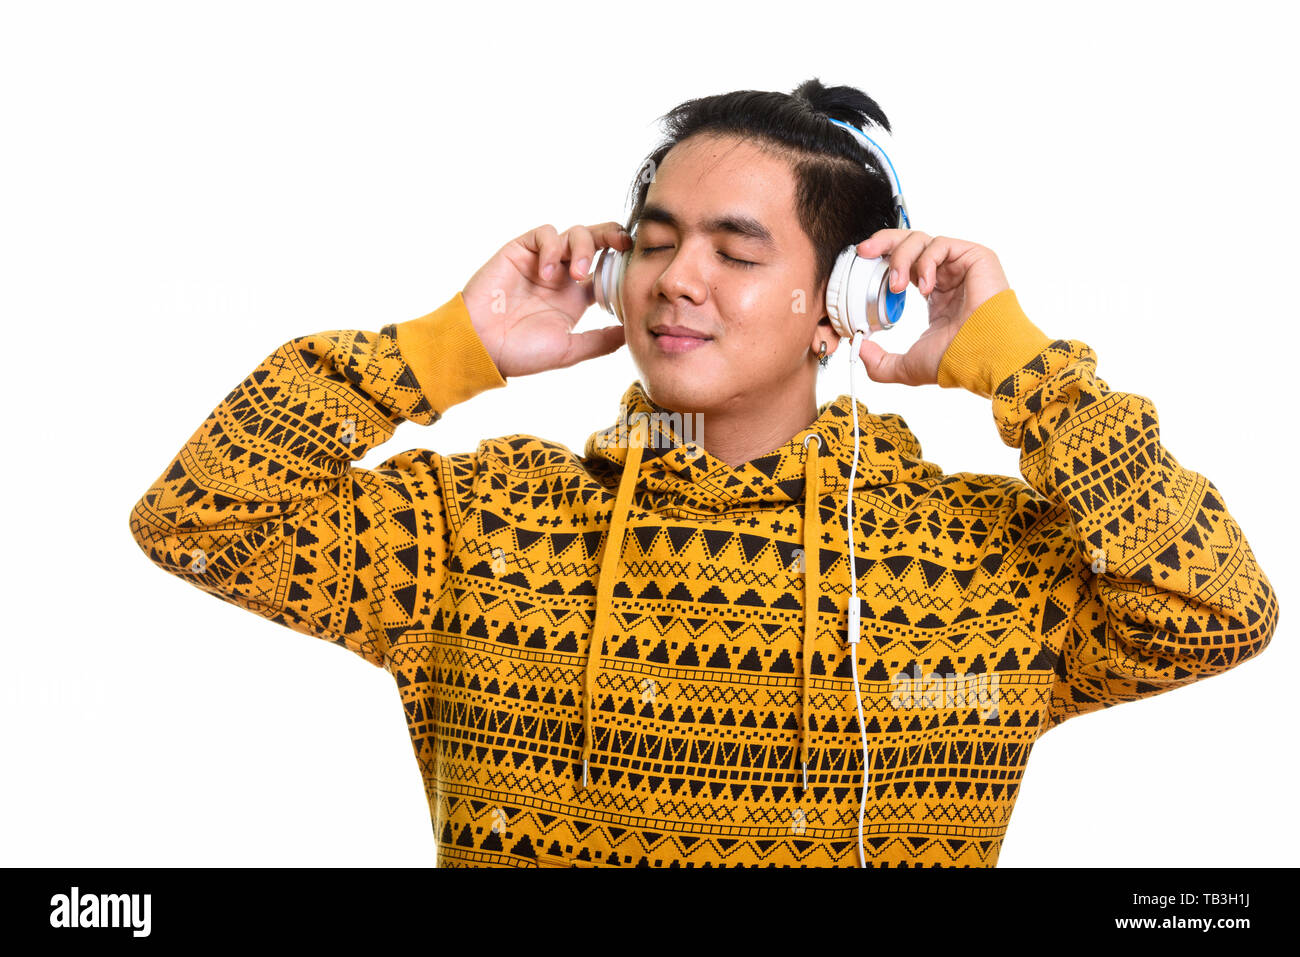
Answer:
[
  {"xmin": 623, "ymin": 270, "xmax": 658, "ymax": 328},
  {"xmin": 710, "ymin": 276, "xmax": 776, "ymax": 336},
  {"xmin": 717, "ymin": 276, "xmax": 808, "ymax": 357},
  {"xmin": 727, "ymin": 275, "xmax": 767, "ymax": 315}
]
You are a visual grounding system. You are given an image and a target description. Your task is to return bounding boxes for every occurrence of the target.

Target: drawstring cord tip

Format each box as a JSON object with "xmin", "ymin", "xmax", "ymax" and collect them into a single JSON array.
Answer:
[
  {"xmin": 802, "ymin": 761, "xmax": 808, "ymax": 791},
  {"xmin": 581, "ymin": 757, "xmax": 589, "ymax": 789}
]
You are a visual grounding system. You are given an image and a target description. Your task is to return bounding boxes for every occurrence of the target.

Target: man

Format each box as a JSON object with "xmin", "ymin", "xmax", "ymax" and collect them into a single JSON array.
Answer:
[{"xmin": 129, "ymin": 79, "xmax": 1278, "ymax": 867}]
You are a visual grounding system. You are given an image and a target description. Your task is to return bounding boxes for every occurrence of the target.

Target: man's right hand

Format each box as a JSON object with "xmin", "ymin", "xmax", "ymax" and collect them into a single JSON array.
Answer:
[{"xmin": 461, "ymin": 222, "xmax": 634, "ymax": 378}]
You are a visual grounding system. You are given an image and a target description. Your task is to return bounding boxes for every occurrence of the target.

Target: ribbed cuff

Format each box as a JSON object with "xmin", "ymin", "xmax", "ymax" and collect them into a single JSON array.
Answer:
[
  {"xmin": 935, "ymin": 288, "xmax": 1054, "ymax": 398},
  {"xmin": 393, "ymin": 291, "xmax": 507, "ymax": 414}
]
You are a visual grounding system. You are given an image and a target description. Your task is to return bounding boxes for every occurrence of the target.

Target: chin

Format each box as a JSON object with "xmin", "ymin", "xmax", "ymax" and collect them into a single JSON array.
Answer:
[
  {"xmin": 628, "ymin": 335, "xmax": 735, "ymax": 415},
  {"xmin": 639, "ymin": 365, "xmax": 724, "ymax": 415}
]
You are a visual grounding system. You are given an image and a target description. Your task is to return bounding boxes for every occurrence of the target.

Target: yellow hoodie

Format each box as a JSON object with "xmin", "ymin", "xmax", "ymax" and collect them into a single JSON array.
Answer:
[{"xmin": 129, "ymin": 287, "xmax": 1278, "ymax": 867}]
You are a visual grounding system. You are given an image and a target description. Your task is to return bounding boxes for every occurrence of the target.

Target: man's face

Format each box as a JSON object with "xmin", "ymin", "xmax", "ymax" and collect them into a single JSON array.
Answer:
[{"xmin": 622, "ymin": 133, "xmax": 825, "ymax": 417}]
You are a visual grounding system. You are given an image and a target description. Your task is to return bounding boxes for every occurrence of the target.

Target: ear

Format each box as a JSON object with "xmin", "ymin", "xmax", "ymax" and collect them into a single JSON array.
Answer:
[{"xmin": 814, "ymin": 317, "xmax": 841, "ymax": 356}]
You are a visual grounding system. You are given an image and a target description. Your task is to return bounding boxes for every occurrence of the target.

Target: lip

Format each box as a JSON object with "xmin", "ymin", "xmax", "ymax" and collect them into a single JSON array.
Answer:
[
  {"xmin": 654, "ymin": 334, "xmax": 711, "ymax": 354},
  {"xmin": 650, "ymin": 324, "xmax": 713, "ymax": 339},
  {"xmin": 650, "ymin": 324, "xmax": 714, "ymax": 355},
  {"xmin": 650, "ymin": 330, "xmax": 712, "ymax": 356}
]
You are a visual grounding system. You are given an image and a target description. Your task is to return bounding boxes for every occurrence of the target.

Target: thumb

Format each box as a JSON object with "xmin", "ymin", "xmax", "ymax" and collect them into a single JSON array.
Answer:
[
  {"xmin": 857, "ymin": 336, "xmax": 903, "ymax": 384},
  {"xmin": 557, "ymin": 324, "xmax": 626, "ymax": 369}
]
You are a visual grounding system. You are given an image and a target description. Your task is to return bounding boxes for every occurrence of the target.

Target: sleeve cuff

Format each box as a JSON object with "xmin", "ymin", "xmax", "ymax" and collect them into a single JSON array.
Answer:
[
  {"xmin": 393, "ymin": 290, "xmax": 507, "ymax": 414},
  {"xmin": 935, "ymin": 288, "xmax": 1054, "ymax": 398}
]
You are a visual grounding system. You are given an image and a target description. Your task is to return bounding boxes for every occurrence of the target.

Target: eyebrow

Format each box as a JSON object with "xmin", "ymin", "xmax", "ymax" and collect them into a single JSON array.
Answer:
[{"xmin": 633, "ymin": 203, "xmax": 776, "ymax": 249}]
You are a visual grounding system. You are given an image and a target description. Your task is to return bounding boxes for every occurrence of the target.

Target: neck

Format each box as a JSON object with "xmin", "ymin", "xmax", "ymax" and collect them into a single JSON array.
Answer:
[{"xmin": 693, "ymin": 386, "xmax": 820, "ymax": 469}]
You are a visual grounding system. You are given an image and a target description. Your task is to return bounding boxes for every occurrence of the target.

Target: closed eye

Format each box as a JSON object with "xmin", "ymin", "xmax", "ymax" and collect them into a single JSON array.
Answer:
[{"xmin": 640, "ymin": 245, "xmax": 758, "ymax": 268}]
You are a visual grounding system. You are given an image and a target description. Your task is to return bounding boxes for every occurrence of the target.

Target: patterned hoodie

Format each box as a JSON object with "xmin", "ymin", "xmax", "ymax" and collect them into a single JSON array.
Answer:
[{"xmin": 129, "ymin": 287, "xmax": 1278, "ymax": 867}]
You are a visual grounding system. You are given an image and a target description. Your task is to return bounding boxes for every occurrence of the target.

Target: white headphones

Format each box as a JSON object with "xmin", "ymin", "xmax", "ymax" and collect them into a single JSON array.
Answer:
[{"xmin": 593, "ymin": 116, "xmax": 911, "ymax": 341}]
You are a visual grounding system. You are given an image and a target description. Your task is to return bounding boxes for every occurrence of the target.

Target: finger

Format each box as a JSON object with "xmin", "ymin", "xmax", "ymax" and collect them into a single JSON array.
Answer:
[
  {"xmin": 572, "ymin": 223, "xmax": 632, "ymax": 281},
  {"xmin": 855, "ymin": 227, "xmax": 912, "ymax": 260},
  {"xmin": 858, "ymin": 337, "xmax": 924, "ymax": 387},
  {"xmin": 913, "ymin": 236, "xmax": 952, "ymax": 295},
  {"xmin": 521, "ymin": 224, "xmax": 561, "ymax": 281},
  {"xmin": 557, "ymin": 324, "xmax": 626, "ymax": 368},
  {"xmin": 882, "ymin": 230, "xmax": 933, "ymax": 293},
  {"xmin": 564, "ymin": 225, "xmax": 598, "ymax": 281},
  {"xmin": 574, "ymin": 223, "xmax": 633, "ymax": 298},
  {"xmin": 588, "ymin": 220, "xmax": 633, "ymax": 252},
  {"xmin": 914, "ymin": 235, "xmax": 975, "ymax": 295}
]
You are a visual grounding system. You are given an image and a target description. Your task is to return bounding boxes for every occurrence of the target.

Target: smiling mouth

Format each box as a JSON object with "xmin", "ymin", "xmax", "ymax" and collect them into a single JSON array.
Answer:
[{"xmin": 651, "ymin": 330, "xmax": 713, "ymax": 354}]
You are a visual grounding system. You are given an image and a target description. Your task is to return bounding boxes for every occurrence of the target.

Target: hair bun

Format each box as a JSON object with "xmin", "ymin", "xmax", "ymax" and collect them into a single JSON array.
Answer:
[{"xmin": 792, "ymin": 77, "xmax": 892, "ymax": 134}]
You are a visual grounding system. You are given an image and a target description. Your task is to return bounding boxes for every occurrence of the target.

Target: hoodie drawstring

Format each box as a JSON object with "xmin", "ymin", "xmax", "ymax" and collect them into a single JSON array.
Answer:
[
  {"xmin": 579, "ymin": 429, "xmax": 645, "ymax": 790},
  {"xmin": 576, "ymin": 427, "xmax": 828, "ymax": 799},
  {"xmin": 800, "ymin": 432, "xmax": 821, "ymax": 791},
  {"xmin": 582, "ymin": 426, "xmax": 832, "ymax": 806}
]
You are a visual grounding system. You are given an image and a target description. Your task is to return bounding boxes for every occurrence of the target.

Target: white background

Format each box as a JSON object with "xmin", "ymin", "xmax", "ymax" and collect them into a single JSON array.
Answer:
[{"xmin": 2, "ymin": 0, "xmax": 1294, "ymax": 867}]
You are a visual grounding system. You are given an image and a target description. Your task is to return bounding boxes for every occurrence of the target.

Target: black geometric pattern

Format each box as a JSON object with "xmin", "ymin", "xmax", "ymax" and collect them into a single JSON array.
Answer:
[{"xmin": 130, "ymin": 298, "xmax": 1278, "ymax": 867}]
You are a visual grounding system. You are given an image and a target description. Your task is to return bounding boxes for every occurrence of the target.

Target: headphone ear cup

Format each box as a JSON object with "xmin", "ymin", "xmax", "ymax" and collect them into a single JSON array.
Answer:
[
  {"xmin": 613, "ymin": 247, "xmax": 628, "ymax": 324},
  {"xmin": 825, "ymin": 245, "xmax": 903, "ymax": 339},
  {"xmin": 824, "ymin": 246, "xmax": 859, "ymax": 339},
  {"xmin": 594, "ymin": 246, "xmax": 625, "ymax": 323}
]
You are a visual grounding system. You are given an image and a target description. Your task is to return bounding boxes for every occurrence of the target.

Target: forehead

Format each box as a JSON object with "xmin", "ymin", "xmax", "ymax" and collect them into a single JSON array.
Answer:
[{"xmin": 640, "ymin": 134, "xmax": 798, "ymax": 235}]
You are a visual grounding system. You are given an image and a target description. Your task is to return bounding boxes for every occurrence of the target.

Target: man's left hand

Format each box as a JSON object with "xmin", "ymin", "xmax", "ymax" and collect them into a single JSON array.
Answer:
[{"xmin": 852, "ymin": 229, "xmax": 1010, "ymax": 386}]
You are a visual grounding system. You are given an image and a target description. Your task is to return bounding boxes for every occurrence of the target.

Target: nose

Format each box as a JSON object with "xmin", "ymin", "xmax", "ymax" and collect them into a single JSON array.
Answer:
[{"xmin": 649, "ymin": 240, "xmax": 709, "ymax": 308}]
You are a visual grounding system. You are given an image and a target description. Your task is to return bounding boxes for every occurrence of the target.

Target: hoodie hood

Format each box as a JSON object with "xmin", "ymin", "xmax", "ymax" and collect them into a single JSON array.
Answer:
[
  {"xmin": 584, "ymin": 381, "xmax": 935, "ymax": 510},
  {"xmin": 573, "ymin": 380, "xmax": 940, "ymax": 792}
]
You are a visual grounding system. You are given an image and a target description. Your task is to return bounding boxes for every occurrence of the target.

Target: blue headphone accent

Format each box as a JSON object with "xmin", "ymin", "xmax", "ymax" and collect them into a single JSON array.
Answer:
[
  {"xmin": 826, "ymin": 117, "xmax": 911, "ymax": 229},
  {"xmin": 885, "ymin": 285, "xmax": 905, "ymax": 323}
]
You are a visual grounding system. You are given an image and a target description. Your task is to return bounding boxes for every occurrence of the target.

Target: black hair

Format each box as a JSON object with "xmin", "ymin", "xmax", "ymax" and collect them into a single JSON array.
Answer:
[{"xmin": 624, "ymin": 78, "xmax": 899, "ymax": 298}]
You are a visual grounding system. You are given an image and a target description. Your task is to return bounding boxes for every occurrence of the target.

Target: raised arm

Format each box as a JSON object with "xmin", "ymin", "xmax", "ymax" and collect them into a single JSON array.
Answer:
[
  {"xmin": 129, "ymin": 219, "xmax": 633, "ymax": 669},
  {"xmin": 128, "ymin": 292, "xmax": 506, "ymax": 669},
  {"xmin": 939, "ymin": 288, "xmax": 1279, "ymax": 732}
]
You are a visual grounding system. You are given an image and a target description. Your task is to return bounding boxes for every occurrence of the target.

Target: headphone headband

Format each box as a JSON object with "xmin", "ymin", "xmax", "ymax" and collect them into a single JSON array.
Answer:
[
  {"xmin": 825, "ymin": 117, "xmax": 910, "ymax": 230},
  {"xmin": 594, "ymin": 117, "xmax": 912, "ymax": 328}
]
